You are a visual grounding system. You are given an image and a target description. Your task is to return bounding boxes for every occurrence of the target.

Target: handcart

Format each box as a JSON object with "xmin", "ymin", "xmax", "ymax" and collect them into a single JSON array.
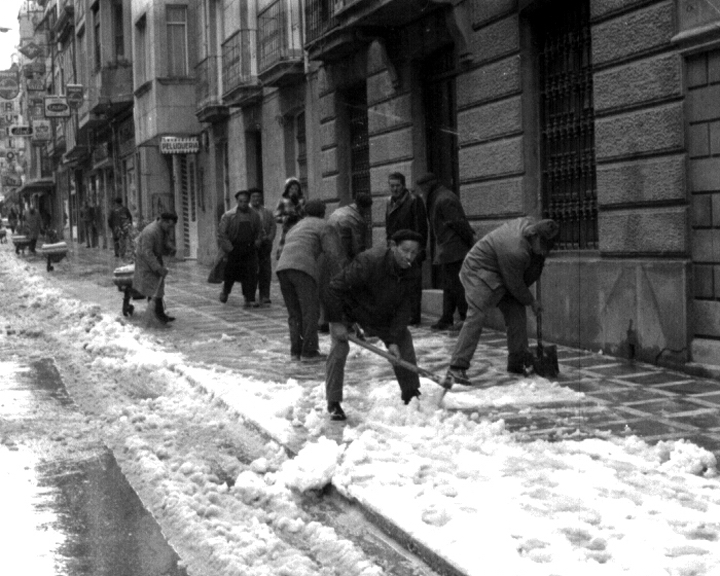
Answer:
[
  {"xmin": 39, "ymin": 241, "xmax": 69, "ymax": 271},
  {"xmin": 12, "ymin": 234, "xmax": 30, "ymax": 255},
  {"xmin": 113, "ymin": 264, "xmax": 145, "ymax": 317}
]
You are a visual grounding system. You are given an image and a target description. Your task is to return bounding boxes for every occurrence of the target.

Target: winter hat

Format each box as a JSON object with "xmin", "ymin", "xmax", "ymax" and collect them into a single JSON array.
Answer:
[
  {"xmin": 304, "ymin": 199, "xmax": 326, "ymax": 218},
  {"xmin": 354, "ymin": 192, "xmax": 373, "ymax": 209},
  {"xmin": 160, "ymin": 212, "xmax": 178, "ymax": 223},
  {"xmin": 283, "ymin": 177, "xmax": 303, "ymax": 198},
  {"xmin": 235, "ymin": 189, "xmax": 250, "ymax": 200},
  {"xmin": 391, "ymin": 229, "xmax": 424, "ymax": 245},
  {"xmin": 415, "ymin": 172, "xmax": 437, "ymax": 185}
]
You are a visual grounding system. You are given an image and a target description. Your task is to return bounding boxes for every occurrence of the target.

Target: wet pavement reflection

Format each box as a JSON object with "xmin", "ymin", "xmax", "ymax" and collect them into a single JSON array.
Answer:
[{"xmin": 0, "ymin": 357, "xmax": 187, "ymax": 576}]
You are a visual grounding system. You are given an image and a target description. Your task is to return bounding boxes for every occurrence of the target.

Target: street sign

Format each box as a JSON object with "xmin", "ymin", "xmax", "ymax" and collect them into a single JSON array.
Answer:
[
  {"xmin": 66, "ymin": 84, "xmax": 84, "ymax": 109},
  {"xmin": 9, "ymin": 125, "xmax": 33, "ymax": 137},
  {"xmin": 0, "ymin": 68, "xmax": 19, "ymax": 101},
  {"xmin": 44, "ymin": 96, "xmax": 70, "ymax": 118}
]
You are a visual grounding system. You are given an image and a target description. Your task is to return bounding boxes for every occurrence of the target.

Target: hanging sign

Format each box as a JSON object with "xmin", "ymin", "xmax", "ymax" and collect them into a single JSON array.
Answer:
[
  {"xmin": 160, "ymin": 136, "xmax": 200, "ymax": 154},
  {"xmin": 65, "ymin": 84, "xmax": 84, "ymax": 109},
  {"xmin": 0, "ymin": 68, "xmax": 19, "ymax": 100},
  {"xmin": 18, "ymin": 41, "xmax": 42, "ymax": 60},
  {"xmin": 9, "ymin": 125, "xmax": 33, "ymax": 137},
  {"xmin": 31, "ymin": 119, "xmax": 51, "ymax": 143},
  {"xmin": 28, "ymin": 96, "xmax": 44, "ymax": 119},
  {"xmin": 44, "ymin": 96, "xmax": 71, "ymax": 118},
  {"xmin": 26, "ymin": 78, "xmax": 44, "ymax": 92},
  {"xmin": 2, "ymin": 174, "xmax": 21, "ymax": 187}
]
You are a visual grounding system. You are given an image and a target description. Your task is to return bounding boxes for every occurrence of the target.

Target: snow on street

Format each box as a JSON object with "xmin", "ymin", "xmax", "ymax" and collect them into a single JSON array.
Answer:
[{"xmin": 2, "ymin": 245, "xmax": 720, "ymax": 576}]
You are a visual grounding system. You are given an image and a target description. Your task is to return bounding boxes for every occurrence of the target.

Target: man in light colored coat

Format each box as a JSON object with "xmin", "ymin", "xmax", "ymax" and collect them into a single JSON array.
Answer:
[
  {"xmin": 133, "ymin": 212, "xmax": 178, "ymax": 323},
  {"xmin": 276, "ymin": 199, "xmax": 341, "ymax": 362}
]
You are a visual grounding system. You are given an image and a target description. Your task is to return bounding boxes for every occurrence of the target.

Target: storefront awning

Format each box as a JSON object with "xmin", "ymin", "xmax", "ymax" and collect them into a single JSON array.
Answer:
[{"xmin": 19, "ymin": 178, "xmax": 55, "ymax": 198}]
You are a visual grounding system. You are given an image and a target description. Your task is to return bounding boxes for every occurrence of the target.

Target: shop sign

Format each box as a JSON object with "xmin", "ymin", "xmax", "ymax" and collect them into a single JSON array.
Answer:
[
  {"xmin": 66, "ymin": 84, "xmax": 84, "ymax": 109},
  {"xmin": 9, "ymin": 125, "xmax": 33, "ymax": 137},
  {"xmin": 26, "ymin": 78, "xmax": 45, "ymax": 92},
  {"xmin": 0, "ymin": 68, "xmax": 19, "ymax": 101},
  {"xmin": 31, "ymin": 119, "xmax": 51, "ymax": 143},
  {"xmin": 23, "ymin": 61, "xmax": 45, "ymax": 77},
  {"xmin": 2, "ymin": 174, "xmax": 21, "ymax": 187},
  {"xmin": 18, "ymin": 41, "xmax": 42, "ymax": 60},
  {"xmin": 160, "ymin": 136, "xmax": 199, "ymax": 154},
  {"xmin": 44, "ymin": 96, "xmax": 71, "ymax": 118},
  {"xmin": 28, "ymin": 96, "xmax": 44, "ymax": 119}
]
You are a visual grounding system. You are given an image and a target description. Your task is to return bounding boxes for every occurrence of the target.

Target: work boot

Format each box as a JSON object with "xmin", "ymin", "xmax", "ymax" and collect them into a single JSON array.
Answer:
[
  {"xmin": 219, "ymin": 291, "xmax": 228, "ymax": 303},
  {"xmin": 327, "ymin": 402, "xmax": 346, "ymax": 421},
  {"xmin": 155, "ymin": 298, "xmax": 175, "ymax": 322},
  {"xmin": 507, "ymin": 351, "xmax": 533, "ymax": 375}
]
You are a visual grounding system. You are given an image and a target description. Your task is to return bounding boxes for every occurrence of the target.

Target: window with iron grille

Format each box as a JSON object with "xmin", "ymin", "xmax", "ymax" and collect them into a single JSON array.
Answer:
[
  {"xmin": 537, "ymin": 0, "xmax": 597, "ymax": 250},
  {"xmin": 346, "ymin": 84, "xmax": 370, "ymax": 198}
]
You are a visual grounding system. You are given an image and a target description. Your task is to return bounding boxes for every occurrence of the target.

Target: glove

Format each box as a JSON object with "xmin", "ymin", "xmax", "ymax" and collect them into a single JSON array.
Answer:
[
  {"xmin": 330, "ymin": 322, "xmax": 349, "ymax": 342},
  {"xmin": 387, "ymin": 343, "xmax": 401, "ymax": 359}
]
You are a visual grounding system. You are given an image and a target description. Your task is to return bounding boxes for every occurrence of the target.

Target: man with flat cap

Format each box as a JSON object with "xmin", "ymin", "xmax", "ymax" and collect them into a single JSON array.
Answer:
[
  {"xmin": 133, "ymin": 211, "xmax": 179, "ymax": 324},
  {"xmin": 324, "ymin": 228, "xmax": 424, "ymax": 421},
  {"xmin": 218, "ymin": 190, "xmax": 264, "ymax": 307},
  {"xmin": 445, "ymin": 217, "xmax": 560, "ymax": 385}
]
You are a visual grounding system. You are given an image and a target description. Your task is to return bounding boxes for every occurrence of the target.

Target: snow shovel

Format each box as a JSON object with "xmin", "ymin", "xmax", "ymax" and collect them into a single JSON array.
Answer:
[
  {"xmin": 347, "ymin": 334, "xmax": 452, "ymax": 406},
  {"xmin": 532, "ymin": 306, "xmax": 559, "ymax": 378}
]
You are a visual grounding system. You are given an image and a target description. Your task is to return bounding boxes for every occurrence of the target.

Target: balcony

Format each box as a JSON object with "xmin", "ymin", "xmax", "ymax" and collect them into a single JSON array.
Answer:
[
  {"xmin": 257, "ymin": 0, "xmax": 304, "ymax": 87},
  {"xmin": 88, "ymin": 62, "xmax": 134, "ymax": 117},
  {"xmin": 304, "ymin": 0, "xmax": 463, "ymax": 63},
  {"xmin": 222, "ymin": 30, "xmax": 263, "ymax": 108},
  {"xmin": 195, "ymin": 56, "xmax": 229, "ymax": 123}
]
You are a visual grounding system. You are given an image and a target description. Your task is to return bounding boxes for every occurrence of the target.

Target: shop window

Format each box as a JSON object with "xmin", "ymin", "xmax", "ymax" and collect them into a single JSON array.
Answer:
[{"xmin": 537, "ymin": 0, "xmax": 597, "ymax": 249}]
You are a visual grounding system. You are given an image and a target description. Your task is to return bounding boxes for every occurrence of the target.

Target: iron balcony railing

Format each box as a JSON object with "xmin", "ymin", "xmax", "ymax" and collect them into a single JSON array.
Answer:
[
  {"xmin": 195, "ymin": 55, "xmax": 222, "ymax": 104},
  {"xmin": 258, "ymin": 0, "xmax": 303, "ymax": 71},
  {"xmin": 304, "ymin": 0, "xmax": 338, "ymax": 45},
  {"xmin": 222, "ymin": 29, "xmax": 259, "ymax": 96}
]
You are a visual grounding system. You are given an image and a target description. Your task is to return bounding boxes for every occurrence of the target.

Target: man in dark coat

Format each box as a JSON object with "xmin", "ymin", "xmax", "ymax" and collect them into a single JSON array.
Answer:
[
  {"xmin": 218, "ymin": 190, "xmax": 264, "ymax": 307},
  {"xmin": 445, "ymin": 217, "xmax": 559, "ymax": 385},
  {"xmin": 250, "ymin": 188, "xmax": 277, "ymax": 306},
  {"xmin": 416, "ymin": 173, "xmax": 475, "ymax": 332},
  {"xmin": 108, "ymin": 197, "xmax": 133, "ymax": 259},
  {"xmin": 80, "ymin": 202, "xmax": 96, "ymax": 248},
  {"xmin": 324, "ymin": 229, "xmax": 424, "ymax": 421},
  {"xmin": 133, "ymin": 212, "xmax": 178, "ymax": 323},
  {"xmin": 276, "ymin": 200, "xmax": 341, "ymax": 362},
  {"xmin": 24, "ymin": 207, "xmax": 43, "ymax": 253},
  {"xmin": 385, "ymin": 172, "xmax": 428, "ymax": 325}
]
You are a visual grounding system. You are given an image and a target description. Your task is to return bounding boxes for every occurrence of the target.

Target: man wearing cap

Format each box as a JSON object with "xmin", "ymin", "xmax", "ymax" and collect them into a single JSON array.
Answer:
[
  {"xmin": 416, "ymin": 173, "xmax": 475, "ymax": 333},
  {"xmin": 218, "ymin": 190, "xmax": 264, "ymax": 307},
  {"xmin": 445, "ymin": 217, "xmax": 560, "ymax": 385},
  {"xmin": 276, "ymin": 199, "xmax": 341, "ymax": 362},
  {"xmin": 385, "ymin": 172, "xmax": 428, "ymax": 325},
  {"xmin": 133, "ymin": 212, "xmax": 179, "ymax": 323},
  {"xmin": 324, "ymin": 229, "xmax": 424, "ymax": 421}
]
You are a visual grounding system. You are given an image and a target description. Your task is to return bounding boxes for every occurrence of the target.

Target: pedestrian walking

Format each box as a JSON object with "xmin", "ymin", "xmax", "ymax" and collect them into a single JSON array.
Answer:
[
  {"xmin": 416, "ymin": 173, "xmax": 475, "ymax": 333},
  {"xmin": 25, "ymin": 207, "xmax": 43, "ymax": 254},
  {"xmin": 276, "ymin": 199, "xmax": 340, "ymax": 362},
  {"xmin": 324, "ymin": 229, "xmax": 424, "ymax": 421},
  {"xmin": 385, "ymin": 172, "xmax": 428, "ymax": 325},
  {"xmin": 249, "ymin": 188, "xmax": 277, "ymax": 306},
  {"xmin": 8, "ymin": 208, "xmax": 18, "ymax": 234},
  {"xmin": 274, "ymin": 177, "xmax": 306, "ymax": 260},
  {"xmin": 133, "ymin": 212, "xmax": 179, "ymax": 324},
  {"xmin": 444, "ymin": 217, "xmax": 559, "ymax": 386},
  {"xmin": 108, "ymin": 197, "xmax": 134, "ymax": 259},
  {"xmin": 80, "ymin": 202, "xmax": 96, "ymax": 248},
  {"xmin": 218, "ymin": 190, "xmax": 264, "ymax": 307}
]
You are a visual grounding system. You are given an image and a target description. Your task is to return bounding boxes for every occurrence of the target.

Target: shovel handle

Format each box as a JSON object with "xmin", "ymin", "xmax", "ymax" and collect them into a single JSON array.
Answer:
[{"xmin": 347, "ymin": 334, "xmax": 449, "ymax": 389}]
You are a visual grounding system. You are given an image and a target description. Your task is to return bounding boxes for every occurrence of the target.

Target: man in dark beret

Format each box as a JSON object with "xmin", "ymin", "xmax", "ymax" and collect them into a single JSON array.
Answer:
[
  {"xmin": 217, "ymin": 190, "xmax": 264, "ymax": 307},
  {"xmin": 445, "ymin": 217, "xmax": 560, "ymax": 385},
  {"xmin": 323, "ymin": 228, "xmax": 424, "ymax": 421}
]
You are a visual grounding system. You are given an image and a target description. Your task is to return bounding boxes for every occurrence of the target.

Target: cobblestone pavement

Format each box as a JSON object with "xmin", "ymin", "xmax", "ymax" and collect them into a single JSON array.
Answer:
[{"xmin": 22, "ymin": 243, "xmax": 720, "ymax": 459}]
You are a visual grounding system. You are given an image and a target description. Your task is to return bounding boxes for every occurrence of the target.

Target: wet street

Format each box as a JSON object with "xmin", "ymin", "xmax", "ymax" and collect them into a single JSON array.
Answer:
[{"xmin": 0, "ymin": 355, "xmax": 187, "ymax": 576}]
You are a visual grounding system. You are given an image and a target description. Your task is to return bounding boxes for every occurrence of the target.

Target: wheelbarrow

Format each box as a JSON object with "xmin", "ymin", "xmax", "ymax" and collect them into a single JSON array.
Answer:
[
  {"xmin": 39, "ymin": 241, "xmax": 69, "ymax": 271},
  {"xmin": 112, "ymin": 263, "xmax": 145, "ymax": 317},
  {"xmin": 12, "ymin": 234, "xmax": 30, "ymax": 255}
]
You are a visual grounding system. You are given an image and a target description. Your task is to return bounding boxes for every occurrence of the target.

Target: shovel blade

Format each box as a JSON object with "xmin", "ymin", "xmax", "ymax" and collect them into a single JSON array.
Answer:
[{"xmin": 533, "ymin": 344, "xmax": 559, "ymax": 378}]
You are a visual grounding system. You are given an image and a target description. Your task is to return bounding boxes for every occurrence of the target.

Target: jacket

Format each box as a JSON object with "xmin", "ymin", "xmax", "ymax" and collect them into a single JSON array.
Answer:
[
  {"xmin": 461, "ymin": 217, "xmax": 544, "ymax": 306},
  {"xmin": 426, "ymin": 183, "xmax": 475, "ymax": 265},
  {"xmin": 326, "ymin": 203, "xmax": 368, "ymax": 266},
  {"xmin": 108, "ymin": 205, "xmax": 133, "ymax": 232},
  {"xmin": 276, "ymin": 216, "xmax": 340, "ymax": 284},
  {"xmin": 133, "ymin": 220, "xmax": 175, "ymax": 296},
  {"xmin": 325, "ymin": 245, "xmax": 420, "ymax": 344},
  {"xmin": 385, "ymin": 189, "xmax": 428, "ymax": 257},
  {"xmin": 25, "ymin": 211, "xmax": 42, "ymax": 239},
  {"xmin": 217, "ymin": 206, "xmax": 263, "ymax": 255},
  {"xmin": 256, "ymin": 205, "xmax": 277, "ymax": 247}
]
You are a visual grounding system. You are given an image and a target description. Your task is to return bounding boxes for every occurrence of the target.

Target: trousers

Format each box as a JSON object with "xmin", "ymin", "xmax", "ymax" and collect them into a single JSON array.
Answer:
[{"xmin": 277, "ymin": 269, "xmax": 320, "ymax": 357}]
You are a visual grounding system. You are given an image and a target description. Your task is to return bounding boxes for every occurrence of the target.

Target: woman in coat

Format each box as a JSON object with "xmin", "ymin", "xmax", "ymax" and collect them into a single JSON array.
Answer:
[
  {"xmin": 274, "ymin": 177, "xmax": 306, "ymax": 260},
  {"xmin": 133, "ymin": 212, "xmax": 178, "ymax": 323}
]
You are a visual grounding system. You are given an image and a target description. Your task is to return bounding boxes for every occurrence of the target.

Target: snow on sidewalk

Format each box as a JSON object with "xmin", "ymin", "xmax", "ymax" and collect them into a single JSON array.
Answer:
[{"xmin": 3, "ymin": 249, "xmax": 720, "ymax": 576}]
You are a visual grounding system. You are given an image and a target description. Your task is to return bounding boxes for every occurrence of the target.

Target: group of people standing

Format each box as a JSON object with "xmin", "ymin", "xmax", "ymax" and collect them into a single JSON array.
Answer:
[{"xmin": 131, "ymin": 170, "xmax": 560, "ymax": 423}]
